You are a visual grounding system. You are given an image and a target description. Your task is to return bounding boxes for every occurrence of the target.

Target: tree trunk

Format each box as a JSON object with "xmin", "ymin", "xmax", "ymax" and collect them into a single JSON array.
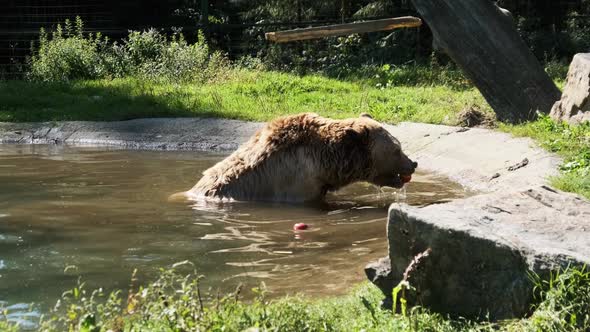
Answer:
[{"xmin": 411, "ymin": 0, "xmax": 561, "ymax": 123}]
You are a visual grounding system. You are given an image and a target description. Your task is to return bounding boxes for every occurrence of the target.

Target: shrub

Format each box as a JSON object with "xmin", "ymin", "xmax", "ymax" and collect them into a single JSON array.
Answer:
[
  {"xmin": 544, "ymin": 59, "xmax": 569, "ymax": 82},
  {"xmin": 29, "ymin": 17, "xmax": 106, "ymax": 81},
  {"xmin": 564, "ymin": 13, "xmax": 590, "ymax": 57},
  {"xmin": 124, "ymin": 29, "xmax": 167, "ymax": 67},
  {"xmin": 28, "ymin": 18, "xmax": 227, "ymax": 83},
  {"xmin": 517, "ymin": 13, "xmax": 590, "ymax": 61},
  {"xmin": 157, "ymin": 31, "xmax": 226, "ymax": 83},
  {"xmin": 99, "ymin": 42, "xmax": 133, "ymax": 79}
]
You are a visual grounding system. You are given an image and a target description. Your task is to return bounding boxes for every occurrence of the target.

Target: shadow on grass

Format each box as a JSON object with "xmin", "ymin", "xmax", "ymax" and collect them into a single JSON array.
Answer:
[
  {"xmin": 0, "ymin": 79, "xmax": 232, "ymax": 122},
  {"xmin": 0, "ymin": 73, "xmax": 490, "ymax": 126}
]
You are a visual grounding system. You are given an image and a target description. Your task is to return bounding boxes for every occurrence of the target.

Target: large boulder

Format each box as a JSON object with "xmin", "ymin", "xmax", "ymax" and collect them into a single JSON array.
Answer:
[
  {"xmin": 367, "ymin": 187, "xmax": 590, "ymax": 320},
  {"xmin": 364, "ymin": 122, "xmax": 590, "ymax": 321},
  {"xmin": 551, "ymin": 53, "xmax": 590, "ymax": 124}
]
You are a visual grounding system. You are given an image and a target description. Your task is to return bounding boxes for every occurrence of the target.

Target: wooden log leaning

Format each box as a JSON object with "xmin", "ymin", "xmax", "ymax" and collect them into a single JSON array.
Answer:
[{"xmin": 265, "ymin": 17, "xmax": 422, "ymax": 43}]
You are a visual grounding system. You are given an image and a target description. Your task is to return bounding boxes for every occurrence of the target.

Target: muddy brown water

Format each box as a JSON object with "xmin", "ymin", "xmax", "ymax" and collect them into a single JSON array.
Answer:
[{"xmin": 0, "ymin": 144, "xmax": 468, "ymax": 327}]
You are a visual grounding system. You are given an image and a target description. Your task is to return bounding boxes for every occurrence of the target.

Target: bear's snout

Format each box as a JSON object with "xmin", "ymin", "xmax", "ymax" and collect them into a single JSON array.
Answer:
[{"xmin": 399, "ymin": 155, "xmax": 417, "ymax": 175}]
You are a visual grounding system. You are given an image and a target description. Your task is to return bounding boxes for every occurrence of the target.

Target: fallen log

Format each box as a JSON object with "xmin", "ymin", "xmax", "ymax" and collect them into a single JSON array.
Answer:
[{"xmin": 265, "ymin": 17, "xmax": 422, "ymax": 43}]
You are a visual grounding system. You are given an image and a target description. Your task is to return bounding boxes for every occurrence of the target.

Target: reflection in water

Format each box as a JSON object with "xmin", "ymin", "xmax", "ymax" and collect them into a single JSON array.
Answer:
[{"xmin": 0, "ymin": 144, "xmax": 468, "ymax": 325}]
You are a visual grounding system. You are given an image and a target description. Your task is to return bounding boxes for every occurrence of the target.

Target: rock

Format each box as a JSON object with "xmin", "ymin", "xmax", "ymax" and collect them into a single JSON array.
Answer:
[
  {"xmin": 364, "ymin": 256, "xmax": 394, "ymax": 309},
  {"xmin": 368, "ymin": 186, "xmax": 590, "ymax": 321},
  {"xmin": 550, "ymin": 53, "xmax": 590, "ymax": 124},
  {"xmin": 0, "ymin": 118, "xmax": 263, "ymax": 151}
]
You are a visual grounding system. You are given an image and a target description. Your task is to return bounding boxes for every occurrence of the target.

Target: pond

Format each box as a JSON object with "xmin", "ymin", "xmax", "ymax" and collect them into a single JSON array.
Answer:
[{"xmin": 0, "ymin": 144, "xmax": 468, "ymax": 327}]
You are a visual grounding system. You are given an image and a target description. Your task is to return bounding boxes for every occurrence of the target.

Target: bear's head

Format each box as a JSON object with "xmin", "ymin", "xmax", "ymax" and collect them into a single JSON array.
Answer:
[{"xmin": 360, "ymin": 114, "xmax": 417, "ymax": 189}]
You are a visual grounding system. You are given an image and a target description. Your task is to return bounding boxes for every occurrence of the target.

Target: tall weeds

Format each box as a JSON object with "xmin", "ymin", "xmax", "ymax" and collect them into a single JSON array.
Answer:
[{"xmin": 29, "ymin": 17, "xmax": 228, "ymax": 83}]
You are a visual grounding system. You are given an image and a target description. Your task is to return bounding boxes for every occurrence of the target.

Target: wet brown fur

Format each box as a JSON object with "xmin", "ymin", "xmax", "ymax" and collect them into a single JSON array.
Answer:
[{"xmin": 186, "ymin": 113, "xmax": 414, "ymax": 202}]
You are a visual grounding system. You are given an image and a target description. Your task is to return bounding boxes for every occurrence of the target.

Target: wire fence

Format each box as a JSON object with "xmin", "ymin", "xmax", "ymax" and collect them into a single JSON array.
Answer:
[
  {"xmin": 0, "ymin": 1, "xmax": 422, "ymax": 78},
  {"xmin": 1, "ymin": 0, "xmax": 113, "ymax": 77},
  {"xmin": 1, "ymin": 0, "xmax": 587, "ymax": 79}
]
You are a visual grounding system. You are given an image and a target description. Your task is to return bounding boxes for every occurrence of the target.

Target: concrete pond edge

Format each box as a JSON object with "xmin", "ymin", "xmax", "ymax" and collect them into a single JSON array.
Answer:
[{"xmin": 1, "ymin": 117, "xmax": 589, "ymax": 320}]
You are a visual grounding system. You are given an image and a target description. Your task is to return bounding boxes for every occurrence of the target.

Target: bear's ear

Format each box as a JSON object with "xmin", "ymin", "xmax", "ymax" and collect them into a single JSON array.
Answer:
[
  {"xmin": 359, "ymin": 113, "xmax": 373, "ymax": 119},
  {"xmin": 345, "ymin": 127, "xmax": 370, "ymax": 145}
]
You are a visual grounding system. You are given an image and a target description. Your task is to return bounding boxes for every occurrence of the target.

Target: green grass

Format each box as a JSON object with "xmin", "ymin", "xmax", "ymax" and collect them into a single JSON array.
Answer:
[
  {"xmin": 0, "ymin": 321, "xmax": 18, "ymax": 332},
  {"xmin": 510, "ymin": 267, "xmax": 590, "ymax": 331},
  {"xmin": 3, "ymin": 265, "xmax": 588, "ymax": 331},
  {"xmin": 0, "ymin": 69, "xmax": 489, "ymax": 124},
  {"xmin": 501, "ymin": 115, "xmax": 590, "ymax": 199}
]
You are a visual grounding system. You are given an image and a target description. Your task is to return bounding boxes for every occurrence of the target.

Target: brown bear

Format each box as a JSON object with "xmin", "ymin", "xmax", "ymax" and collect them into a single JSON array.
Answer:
[{"xmin": 184, "ymin": 113, "xmax": 417, "ymax": 202}]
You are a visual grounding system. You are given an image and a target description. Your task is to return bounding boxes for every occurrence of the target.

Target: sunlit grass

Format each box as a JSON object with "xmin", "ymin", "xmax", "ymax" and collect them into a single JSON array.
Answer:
[
  {"xmin": 0, "ymin": 69, "xmax": 489, "ymax": 124},
  {"xmin": 501, "ymin": 115, "xmax": 590, "ymax": 199},
  {"xmin": 2, "ymin": 265, "xmax": 587, "ymax": 331}
]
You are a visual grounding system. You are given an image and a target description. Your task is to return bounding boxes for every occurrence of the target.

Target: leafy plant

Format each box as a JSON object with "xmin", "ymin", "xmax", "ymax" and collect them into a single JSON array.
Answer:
[
  {"xmin": 29, "ymin": 17, "xmax": 108, "ymax": 81},
  {"xmin": 28, "ymin": 18, "xmax": 227, "ymax": 84},
  {"xmin": 2, "ymin": 263, "xmax": 590, "ymax": 331}
]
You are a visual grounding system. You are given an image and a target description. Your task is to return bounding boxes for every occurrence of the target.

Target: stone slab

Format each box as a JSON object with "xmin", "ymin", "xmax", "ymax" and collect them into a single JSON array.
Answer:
[
  {"xmin": 384, "ymin": 186, "xmax": 590, "ymax": 320},
  {"xmin": 0, "ymin": 118, "xmax": 263, "ymax": 152}
]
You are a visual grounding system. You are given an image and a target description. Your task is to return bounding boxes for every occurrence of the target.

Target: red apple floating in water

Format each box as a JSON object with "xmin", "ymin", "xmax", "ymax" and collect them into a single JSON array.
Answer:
[{"xmin": 293, "ymin": 223, "xmax": 309, "ymax": 231}]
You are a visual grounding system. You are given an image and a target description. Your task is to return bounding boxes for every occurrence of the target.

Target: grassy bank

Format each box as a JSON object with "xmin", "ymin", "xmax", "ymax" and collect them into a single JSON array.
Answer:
[
  {"xmin": 501, "ymin": 116, "xmax": 590, "ymax": 199},
  {"xmin": 0, "ymin": 68, "xmax": 488, "ymax": 124},
  {"xmin": 2, "ymin": 265, "xmax": 588, "ymax": 331}
]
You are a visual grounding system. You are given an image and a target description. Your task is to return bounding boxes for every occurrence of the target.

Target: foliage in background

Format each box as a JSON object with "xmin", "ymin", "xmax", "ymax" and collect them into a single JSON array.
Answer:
[
  {"xmin": 1, "ymin": 264, "xmax": 588, "ymax": 331},
  {"xmin": 511, "ymin": 0, "xmax": 590, "ymax": 61},
  {"xmin": 244, "ymin": 29, "xmax": 423, "ymax": 77},
  {"xmin": 233, "ymin": 0, "xmax": 590, "ymax": 73},
  {"xmin": 96, "ymin": 0, "xmax": 590, "ymax": 74},
  {"xmin": 0, "ymin": 70, "xmax": 489, "ymax": 124},
  {"xmin": 239, "ymin": 0, "xmax": 427, "ymax": 75},
  {"xmin": 2, "ymin": 0, "xmax": 590, "ymax": 79},
  {"xmin": 29, "ymin": 17, "xmax": 227, "ymax": 83},
  {"xmin": 29, "ymin": 17, "xmax": 106, "ymax": 81}
]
